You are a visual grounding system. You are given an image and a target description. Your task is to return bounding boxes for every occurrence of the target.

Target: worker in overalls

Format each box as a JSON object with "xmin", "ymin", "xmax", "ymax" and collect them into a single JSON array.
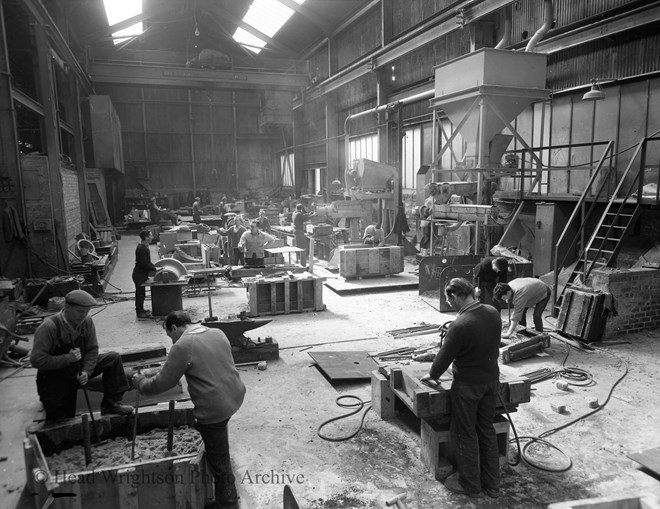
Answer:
[{"xmin": 30, "ymin": 290, "xmax": 133, "ymax": 421}]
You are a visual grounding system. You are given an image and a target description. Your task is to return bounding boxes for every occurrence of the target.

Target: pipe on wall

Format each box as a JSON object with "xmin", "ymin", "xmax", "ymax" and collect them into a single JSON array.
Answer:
[
  {"xmin": 495, "ymin": 6, "xmax": 512, "ymax": 49},
  {"xmin": 526, "ymin": 0, "xmax": 554, "ymax": 52}
]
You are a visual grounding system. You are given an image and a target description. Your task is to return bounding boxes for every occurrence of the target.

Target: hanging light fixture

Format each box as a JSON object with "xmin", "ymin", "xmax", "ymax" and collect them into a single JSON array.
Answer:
[{"xmin": 583, "ymin": 79, "xmax": 605, "ymax": 101}]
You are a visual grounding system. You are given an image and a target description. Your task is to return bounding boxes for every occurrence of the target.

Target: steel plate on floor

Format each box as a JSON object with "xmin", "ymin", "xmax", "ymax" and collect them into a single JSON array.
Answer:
[{"xmin": 307, "ymin": 351, "xmax": 378, "ymax": 380}]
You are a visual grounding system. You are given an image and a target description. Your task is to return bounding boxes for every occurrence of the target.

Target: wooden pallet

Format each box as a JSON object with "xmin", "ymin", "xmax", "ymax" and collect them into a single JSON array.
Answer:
[{"xmin": 246, "ymin": 275, "xmax": 325, "ymax": 317}]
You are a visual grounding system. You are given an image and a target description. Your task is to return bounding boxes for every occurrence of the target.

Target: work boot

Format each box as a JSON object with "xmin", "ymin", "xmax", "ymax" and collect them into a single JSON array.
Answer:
[
  {"xmin": 137, "ymin": 310, "xmax": 152, "ymax": 319},
  {"xmin": 483, "ymin": 486, "xmax": 500, "ymax": 499},
  {"xmin": 444, "ymin": 473, "xmax": 482, "ymax": 498},
  {"xmin": 101, "ymin": 400, "xmax": 134, "ymax": 415}
]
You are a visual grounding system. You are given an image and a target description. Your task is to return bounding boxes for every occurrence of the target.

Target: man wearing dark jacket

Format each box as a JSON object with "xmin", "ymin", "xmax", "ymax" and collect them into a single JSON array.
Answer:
[
  {"xmin": 132, "ymin": 230, "xmax": 157, "ymax": 318},
  {"xmin": 30, "ymin": 290, "xmax": 133, "ymax": 421},
  {"xmin": 292, "ymin": 204, "xmax": 313, "ymax": 265},
  {"xmin": 473, "ymin": 256, "xmax": 509, "ymax": 311},
  {"xmin": 422, "ymin": 278, "xmax": 501, "ymax": 499}
]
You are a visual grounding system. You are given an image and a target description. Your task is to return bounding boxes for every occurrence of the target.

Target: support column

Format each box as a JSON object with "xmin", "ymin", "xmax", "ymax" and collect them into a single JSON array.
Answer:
[
  {"xmin": 0, "ymin": 2, "xmax": 28, "ymax": 276},
  {"xmin": 324, "ymin": 93, "xmax": 339, "ymax": 202},
  {"xmin": 34, "ymin": 23, "xmax": 68, "ymax": 271},
  {"xmin": 293, "ymin": 107, "xmax": 305, "ymax": 197}
]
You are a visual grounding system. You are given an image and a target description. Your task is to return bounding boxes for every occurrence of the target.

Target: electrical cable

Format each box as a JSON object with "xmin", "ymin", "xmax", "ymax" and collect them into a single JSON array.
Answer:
[
  {"xmin": 502, "ymin": 344, "xmax": 629, "ymax": 472},
  {"xmin": 317, "ymin": 395, "xmax": 372, "ymax": 442}
]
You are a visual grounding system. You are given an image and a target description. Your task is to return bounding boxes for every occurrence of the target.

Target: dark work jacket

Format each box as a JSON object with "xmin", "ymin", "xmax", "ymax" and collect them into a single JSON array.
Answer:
[
  {"xmin": 132, "ymin": 243, "xmax": 157, "ymax": 282},
  {"xmin": 429, "ymin": 301, "xmax": 500, "ymax": 384},
  {"xmin": 474, "ymin": 257, "xmax": 508, "ymax": 285}
]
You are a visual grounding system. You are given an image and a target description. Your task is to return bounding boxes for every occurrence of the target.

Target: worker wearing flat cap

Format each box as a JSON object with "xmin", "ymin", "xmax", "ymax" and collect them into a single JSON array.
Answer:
[{"xmin": 30, "ymin": 289, "xmax": 133, "ymax": 421}]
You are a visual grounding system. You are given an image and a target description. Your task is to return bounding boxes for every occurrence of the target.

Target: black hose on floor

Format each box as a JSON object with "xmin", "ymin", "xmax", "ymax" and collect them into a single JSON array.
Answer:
[{"xmin": 317, "ymin": 395, "xmax": 372, "ymax": 442}]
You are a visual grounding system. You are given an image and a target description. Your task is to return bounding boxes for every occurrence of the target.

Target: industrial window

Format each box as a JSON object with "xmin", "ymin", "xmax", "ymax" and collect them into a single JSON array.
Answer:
[
  {"xmin": 102, "ymin": 0, "xmax": 143, "ymax": 44},
  {"xmin": 280, "ymin": 152, "xmax": 294, "ymax": 187},
  {"xmin": 401, "ymin": 126, "xmax": 422, "ymax": 190},
  {"xmin": 348, "ymin": 134, "xmax": 379, "ymax": 166}
]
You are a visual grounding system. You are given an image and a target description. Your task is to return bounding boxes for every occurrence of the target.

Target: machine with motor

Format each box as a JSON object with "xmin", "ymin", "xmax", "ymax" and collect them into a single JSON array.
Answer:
[{"xmin": 314, "ymin": 158, "xmax": 400, "ymax": 243}]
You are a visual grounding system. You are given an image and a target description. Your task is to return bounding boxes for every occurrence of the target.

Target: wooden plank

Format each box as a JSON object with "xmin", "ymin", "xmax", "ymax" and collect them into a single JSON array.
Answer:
[
  {"xmin": 174, "ymin": 458, "xmax": 191, "ymax": 509},
  {"xmin": 270, "ymin": 282, "xmax": 277, "ymax": 315},
  {"xmin": 368, "ymin": 248, "xmax": 380, "ymax": 274},
  {"xmin": 56, "ymin": 479, "xmax": 82, "ymax": 509},
  {"xmin": 284, "ymin": 279, "xmax": 290, "ymax": 314},
  {"xmin": 117, "ymin": 467, "xmax": 139, "ymax": 509},
  {"xmin": 247, "ymin": 283, "xmax": 258, "ymax": 317},
  {"xmin": 313, "ymin": 278, "xmax": 324, "ymax": 311},
  {"xmin": 371, "ymin": 370, "xmax": 397, "ymax": 420},
  {"xmin": 296, "ymin": 280, "xmax": 303, "ymax": 313}
]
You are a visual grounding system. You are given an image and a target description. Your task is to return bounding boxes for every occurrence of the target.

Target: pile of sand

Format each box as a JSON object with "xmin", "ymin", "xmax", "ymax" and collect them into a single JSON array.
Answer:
[{"xmin": 47, "ymin": 426, "xmax": 201, "ymax": 472}]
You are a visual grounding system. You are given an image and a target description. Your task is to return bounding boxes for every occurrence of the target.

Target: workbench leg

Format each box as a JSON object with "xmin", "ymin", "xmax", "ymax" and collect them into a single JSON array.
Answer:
[
  {"xmin": 420, "ymin": 418, "xmax": 454, "ymax": 481},
  {"xmin": 370, "ymin": 370, "xmax": 397, "ymax": 420}
]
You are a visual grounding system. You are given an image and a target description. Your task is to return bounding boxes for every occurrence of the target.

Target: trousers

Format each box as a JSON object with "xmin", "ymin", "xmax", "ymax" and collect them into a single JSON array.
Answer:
[
  {"xmin": 196, "ymin": 419, "xmax": 238, "ymax": 509},
  {"xmin": 520, "ymin": 285, "xmax": 552, "ymax": 332},
  {"xmin": 36, "ymin": 351, "xmax": 130, "ymax": 421},
  {"xmin": 449, "ymin": 379, "xmax": 501, "ymax": 494}
]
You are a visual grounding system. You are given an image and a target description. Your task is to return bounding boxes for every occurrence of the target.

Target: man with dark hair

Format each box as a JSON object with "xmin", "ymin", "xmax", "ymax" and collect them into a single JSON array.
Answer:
[
  {"xmin": 30, "ymin": 290, "xmax": 133, "ymax": 421},
  {"xmin": 421, "ymin": 278, "xmax": 501, "ymax": 499},
  {"xmin": 132, "ymin": 311, "xmax": 246, "ymax": 509},
  {"xmin": 238, "ymin": 221, "xmax": 275, "ymax": 267},
  {"xmin": 132, "ymin": 230, "xmax": 157, "ymax": 318},
  {"xmin": 292, "ymin": 203, "xmax": 314, "ymax": 265},
  {"xmin": 473, "ymin": 256, "xmax": 509, "ymax": 311},
  {"xmin": 494, "ymin": 277, "xmax": 552, "ymax": 338}
]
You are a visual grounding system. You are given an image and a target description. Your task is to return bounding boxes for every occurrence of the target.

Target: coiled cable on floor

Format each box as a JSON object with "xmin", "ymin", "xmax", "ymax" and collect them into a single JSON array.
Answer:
[
  {"xmin": 317, "ymin": 395, "xmax": 372, "ymax": 442},
  {"xmin": 502, "ymin": 345, "xmax": 629, "ymax": 472}
]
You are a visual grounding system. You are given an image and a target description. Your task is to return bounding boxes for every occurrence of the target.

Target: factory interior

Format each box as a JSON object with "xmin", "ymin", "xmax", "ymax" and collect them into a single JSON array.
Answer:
[{"xmin": 1, "ymin": 1, "xmax": 660, "ymax": 508}]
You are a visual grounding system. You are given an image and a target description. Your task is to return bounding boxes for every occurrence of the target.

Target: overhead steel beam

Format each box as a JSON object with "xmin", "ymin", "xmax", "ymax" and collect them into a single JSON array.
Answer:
[
  {"xmin": 533, "ymin": 1, "xmax": 660, "ymax": 54},
  {"xmin": 296, "ymin": 0, "xmax": 514, "ymax": 105},
  {"xmin": 276, "ymin": 0, "xmax": 334, "ymax": 36},
  {"xmin": 87, "ymin": 62, "xmax": 309, "ymax": 91}
]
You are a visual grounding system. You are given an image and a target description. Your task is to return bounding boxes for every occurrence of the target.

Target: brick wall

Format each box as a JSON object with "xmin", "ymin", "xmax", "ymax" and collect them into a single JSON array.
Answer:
[
  {"xmin": 591, "ymin": 268, "xmax": 660, "ymax": 337},
  {"xmin": 61, "ymin": 167, "xmax": 82, "ymax": 252}
]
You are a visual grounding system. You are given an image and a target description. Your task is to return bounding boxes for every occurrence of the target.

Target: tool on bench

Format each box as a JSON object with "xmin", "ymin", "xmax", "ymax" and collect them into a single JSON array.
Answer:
[{"xmin": 386, "ymin": 492, "xmax": 408, "ymax": 509}]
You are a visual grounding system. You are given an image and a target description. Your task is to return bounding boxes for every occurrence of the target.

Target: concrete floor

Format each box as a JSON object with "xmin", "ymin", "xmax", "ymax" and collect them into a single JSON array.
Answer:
[{"xmin": 2, "ymin": 232, "xmax": 660, "ymax": 509}]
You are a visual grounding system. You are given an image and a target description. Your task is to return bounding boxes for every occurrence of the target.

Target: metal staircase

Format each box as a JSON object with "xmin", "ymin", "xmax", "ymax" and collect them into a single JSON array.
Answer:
[{"xmin": 552, "ymin": 136, "xmax": 660, "ymax": 315}]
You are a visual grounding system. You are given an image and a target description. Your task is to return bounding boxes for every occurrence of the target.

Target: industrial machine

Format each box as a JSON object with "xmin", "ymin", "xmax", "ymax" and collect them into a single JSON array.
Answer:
[
  {"xmin": 418, "ymin": 48, "xmax": 550, "ymax": 295},
  {"xmin": 314, "ymin": 158, "xmax": 399, "ymax": 242}
]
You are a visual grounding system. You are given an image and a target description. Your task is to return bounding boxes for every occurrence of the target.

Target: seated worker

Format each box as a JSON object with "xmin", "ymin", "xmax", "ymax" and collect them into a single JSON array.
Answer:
[
  {"xmin": 363, "ymin": 222, "xmax": 384, "ymax": 246},
  {"xmin": 238, "ymin": 221, "xmax": 276, "ymax": 267},
  {"xmin": 30, "ymin": 290, "xmax": 133, "ymax": 421},
  {"xmin": 493, "ymin": 278, "xmax": 552, "ymax": 338},
  {"xmin": 473, "ymin": 256, "xmax": 509, "ymax": 311}
]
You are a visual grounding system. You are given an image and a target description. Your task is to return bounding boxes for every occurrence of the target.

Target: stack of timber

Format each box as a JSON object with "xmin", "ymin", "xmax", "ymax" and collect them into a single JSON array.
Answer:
[
  {"xmin": 245, "ymin": 272, "xmax": 325, "ymax": 317},
  {"xmin": 339, "ymin": 245, "xmax": 404, "ymax": 279}
]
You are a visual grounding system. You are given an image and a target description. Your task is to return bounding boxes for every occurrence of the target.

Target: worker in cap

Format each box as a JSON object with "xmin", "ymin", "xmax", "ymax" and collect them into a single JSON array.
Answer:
[{"xmin": 30, "ymin": 289, "xmax": 133, "ymax": 421}]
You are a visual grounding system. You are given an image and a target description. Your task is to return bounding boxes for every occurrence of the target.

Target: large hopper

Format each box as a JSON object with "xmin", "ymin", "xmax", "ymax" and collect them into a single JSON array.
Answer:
[{"xmin": 431, "ymin": 48, "xmax": 550, "ymax": 167}]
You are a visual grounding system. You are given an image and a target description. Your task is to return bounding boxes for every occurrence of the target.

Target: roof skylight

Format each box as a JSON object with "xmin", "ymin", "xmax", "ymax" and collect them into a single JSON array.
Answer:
[
  {"xmin": 102, "ymin": 0, "xmax": 143, "ymax": 45},
  {"xmin": 233, "ymin": 0, "xmax": 305, "ymax": 54}
]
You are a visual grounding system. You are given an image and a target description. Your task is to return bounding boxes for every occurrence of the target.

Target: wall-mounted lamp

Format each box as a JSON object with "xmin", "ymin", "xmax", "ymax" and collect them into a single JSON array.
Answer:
[{"xmin": 583, "ymin": 80, "xmax": 605, "ymax": 101}]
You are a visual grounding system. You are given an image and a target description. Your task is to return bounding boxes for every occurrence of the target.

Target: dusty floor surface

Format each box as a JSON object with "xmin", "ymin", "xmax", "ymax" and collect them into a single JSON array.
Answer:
[{"xmin": 2, "ymin": 232, "xmax": 660, "ymax": 509}]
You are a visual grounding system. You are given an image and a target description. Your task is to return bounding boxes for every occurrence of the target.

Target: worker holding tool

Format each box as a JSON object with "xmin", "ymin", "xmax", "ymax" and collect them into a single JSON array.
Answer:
[
  {"xmin": 493, "ymin": 277, "xmax": 552, "ymax": 338},
  {"xmin": 132, "ymin": 311, "xmax": 246, "ymax": 509},
  {"xmin": 30, "ymin": 290, "xmax": 134, "ymax": 422},
  {"xmin": 132, "ymin": 229, "xmax": 157, "ymax": 319},
  {"xmin": 473, "ymin": 256, "xmax": 509, "ymax": 311},
  {"xmin": 238, "ymin": 220, "xmax": 275, "ymax": 267},
  {"xmin": 421, "ymin": 278, "xmax": 501, "ymax": 499},
  {"xmin": 362, "ymin": 222, "xmax": 384, "ymax": 246}
]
